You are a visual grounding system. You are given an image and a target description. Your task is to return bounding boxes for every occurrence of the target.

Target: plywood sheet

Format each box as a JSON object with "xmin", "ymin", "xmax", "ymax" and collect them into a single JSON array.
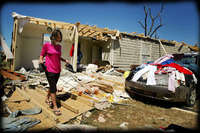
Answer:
[{"xmin": 15, "ymin": 87, "xmax": 94, "ymax": 124}]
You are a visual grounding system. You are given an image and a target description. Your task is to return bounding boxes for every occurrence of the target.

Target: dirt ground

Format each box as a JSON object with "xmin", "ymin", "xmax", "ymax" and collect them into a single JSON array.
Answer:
[
  {"xmin": 79, "ymin": 99, "xmax": 199, "ymax": 130},
  {"xmin": 3, "ymin": 86, "xmax": 199, "ymax": 132}
]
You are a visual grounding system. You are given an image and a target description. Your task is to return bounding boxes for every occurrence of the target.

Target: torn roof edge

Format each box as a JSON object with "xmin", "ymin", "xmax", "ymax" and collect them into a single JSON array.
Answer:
[{"xmin": 11, "ymin": 12, "xmax": 199, "ymax": 51}]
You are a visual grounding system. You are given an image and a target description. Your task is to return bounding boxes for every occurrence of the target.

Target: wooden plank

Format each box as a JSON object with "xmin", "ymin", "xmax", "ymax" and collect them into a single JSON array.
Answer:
[
  {"xmin": 16, "ymin": 87, "xmax": 59, "ymax": 122},
  {"xmin": 81, "ymin": 29, "xmax": 91, "ymax": 35},
  {"xmin": 71, "ymin": 91, "xmax": 99, "ymax": 103},
  {"xmin": 60, "ymin": 100, "xmax": 79, "ymax": 114},
  {"xmin": 25, "ymin": 15, "xmax": 117, "ymax": 35},
  {"xmin": 53, "ymin": 23, "xmax": 56, "ymax": 28},
  {"xmin": 94, "ymin": 75, "xmax": 124, "ymax": 87},
  {"xmin": 78, "ymin": 25, "xmax": 88, "ymax": 32},
  {"xmin": 34, "ymin": 88, "xmax": 93, "ymax": 124},
  {"xmin": 89, "ymin": 81, "xmax": 114, "ymax": 93},
  {"xmin": 44, "ymin": 22, "xmax": 48, "ymax": 26},
  {"xmin": 5, "ymin": 98, "xmax": 30, "ymax": 103},
  {"xmin": 35, "ymin": 88, "xmax": 79, "ymax": 114},
  {"xmin": 23, "ymin": 87, "xmax": 89, "ymax": 124},
  {"xmin": 29, "ymin": 17, "xmax": 72, "ymax": 27},
  {"xmin": 83, "ymin": 30, "xmax": 96, "ymax": 37},
  {"xmin": 88, "ymin": 32, "xmax": 101, "ymax": 37},
  {"xmin": 70, "ymin": 93, "xmax": 94, "ymax": 107},
  {"xmin": 159, "ymin": 39, "xmax": 167, "ymax": 55},
  {"xmin": 0, "ymin": 69, "xmax": 26, "ymax": 80}
]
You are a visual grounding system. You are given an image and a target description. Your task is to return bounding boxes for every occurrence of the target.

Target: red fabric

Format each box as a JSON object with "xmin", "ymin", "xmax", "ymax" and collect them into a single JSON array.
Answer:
[
  {"xmin": 69, "ymin": 44, "xmax": 74, "ymax": 57},
  {"xmin": 162, "ymin": 63, "xmax": 193, "ymax": 75}
]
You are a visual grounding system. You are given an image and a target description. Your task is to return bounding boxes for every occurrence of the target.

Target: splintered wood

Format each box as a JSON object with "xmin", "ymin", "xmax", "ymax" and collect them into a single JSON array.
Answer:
[
  {"xmin": 4, "ymin": 69, "xmax": 126, "ymax": 128},
  {"xmin": 83, "ymin": 72, "xmax": 125, "ymax": 92},
  {"xmin": 0, "ymin": 69, "xmax": 26, "ymax": 81}
]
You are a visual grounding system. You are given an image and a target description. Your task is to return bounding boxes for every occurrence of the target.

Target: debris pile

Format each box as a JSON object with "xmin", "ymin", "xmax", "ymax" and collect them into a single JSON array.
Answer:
[{"xmin": 1, "ymin": 64, "xmax": 130, "ymax": 131}]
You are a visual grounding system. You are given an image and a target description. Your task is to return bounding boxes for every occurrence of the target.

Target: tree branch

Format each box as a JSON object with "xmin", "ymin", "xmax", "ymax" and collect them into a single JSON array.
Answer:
[
  {"xmin": 150, "ymin": 24, "xmax": 163, "ymax": 37},
  {"xmin": 138, "ymin": 20, "xmax": 145, "ymax": 29},
  {"xmin": 144, "ymin": 6, "xmax": 148, "ymax": 36},
  {"xmin": 148, "ymin": 8, "xmax": 155, "ymax": 36}
]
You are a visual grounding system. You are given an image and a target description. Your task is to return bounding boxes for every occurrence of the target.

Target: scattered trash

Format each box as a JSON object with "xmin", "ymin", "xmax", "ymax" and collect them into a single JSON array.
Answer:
[
  {"xmin": 119, "ymin": 122, "xmax": 129, "ymax": 129},
  {"xmin": 97, "ymin": 114, "xmax": 106, "ymax": 123},
  {"xmin": 94, "ymin": 101, "xmax": 112, "ymax": 110},
  {"xmin": 1, "ymin": 95, "xmax": 8, "ymax": 101},
  {"xmin": 19, "ymin": 67, "xmax": 27, "ymax": 74},
  {"xmin": 1, "ymin": 107, "xmax": 42, "ymax": 132},
  {"xmin": 86, "ymin": 64, "xmax": 98, "ymax": 74},
  {"xmin": 83, "ymin": 111, "xmax": 92, "ymax": 118},
  {"xmin": 1, "ymin": 63, "xmax": 131, "ymax": 130}
]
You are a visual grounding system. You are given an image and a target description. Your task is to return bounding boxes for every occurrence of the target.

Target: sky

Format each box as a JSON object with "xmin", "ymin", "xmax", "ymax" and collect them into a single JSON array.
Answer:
[{"xmin": 0, "ymin": 1, "xmax": 199, "ymax": 48}]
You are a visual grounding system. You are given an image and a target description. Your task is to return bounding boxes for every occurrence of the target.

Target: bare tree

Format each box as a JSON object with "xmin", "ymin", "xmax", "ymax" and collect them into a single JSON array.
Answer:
[{"xmin": 138, "ymin": 3, "xmax": 164, "ymax": 39}]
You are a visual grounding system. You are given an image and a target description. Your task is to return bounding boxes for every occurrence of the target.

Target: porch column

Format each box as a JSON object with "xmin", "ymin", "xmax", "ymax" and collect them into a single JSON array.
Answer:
[{"xmin": 72, "ymin": 22, "xmax": 80, "ymax": 72}]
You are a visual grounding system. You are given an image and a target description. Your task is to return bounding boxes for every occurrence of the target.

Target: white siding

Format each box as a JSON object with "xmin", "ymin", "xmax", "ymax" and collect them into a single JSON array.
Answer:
[{"xmin": 112, "ymin": 36, "xmax": 193, "ymax": 71}]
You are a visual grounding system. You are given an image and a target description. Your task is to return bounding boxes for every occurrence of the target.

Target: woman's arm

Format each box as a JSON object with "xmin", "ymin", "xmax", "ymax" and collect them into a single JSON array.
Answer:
[
  {"xmin": 61, "ymin": 57, "xmax": 69, "ymax": 64},
  {"xmin": 39, "ymin": 56, "xmax": 44, "ymax": 64},
  {"xmin": 40, "ymin": 43, "xmax": 47, "ymax": 64}
]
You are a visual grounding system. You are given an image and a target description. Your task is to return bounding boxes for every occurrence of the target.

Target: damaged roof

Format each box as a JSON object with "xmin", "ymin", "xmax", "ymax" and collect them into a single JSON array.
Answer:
[
  {"xmin": 12, "ymin": 12, "xmax": 120, "ymax": 42},
  {"xmin": 12, "ymin": 12, "xmax": 199, "ymax": 51},
  {"xmin": 121, "ymin": 32, "xmax": 199, "ymax": 52}
]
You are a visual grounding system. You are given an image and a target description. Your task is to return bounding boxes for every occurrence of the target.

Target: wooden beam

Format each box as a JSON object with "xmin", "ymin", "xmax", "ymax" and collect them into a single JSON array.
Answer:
[
  {"xmin": 83, "ymin": 30, "xmax": 96, "ymax": 37},
  {"xmin": 159, "ymin": 40, "xmax": 167, "ymax": 55},
  {"xmin": 44, "ymin": 22, "xmax": 48, "ymax": 26},
  {"xmin": 0, "ymin": 69, "xmax": 26, "ymax": 81},
  {"xmin": 88, "ymin": 31, "xmax": 98, "ymax": 37},
  {"xmin": 88, "ymin": 82, "xmax": 113, "ymax": 93},
  {"xmin": 68, "ymin": 25, "xmax": 73, "ymax": 30},
  {"xmin": 71, "ymin": 91, "xmax": 99, "ymax": 103},
  {"xmin": 53, "ymin": 23, "xmax": 56, "ymax": 28},
  {"xmin": 89, "ymin": 31, "xmax": 101, "ymax": 37},
  {"xmin": 73, "ymin": 94, "xmax": 94, "ymax": 107},
  {"xmin": 81, "ymin": 28, "xmax": 90, "ymax": 34},
  {"xmin": 60, "ymin": 101, "xmax": 79, "ymax": 114},
  {"xmin": 35, "ymin": 20, "xmax": 39, "ymax": 24},
  {"xmin": 78, "ymin": 25, "xmax": 88, "ymax": 33},
  {"xmin": 29, "ymin": 16, "xmax": 117, "ymax": 35}
]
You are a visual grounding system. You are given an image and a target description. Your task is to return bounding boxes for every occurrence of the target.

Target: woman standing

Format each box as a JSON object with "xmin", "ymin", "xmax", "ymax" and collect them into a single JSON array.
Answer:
[{"xmin": 39, "ymin": 29, "xmax": 69, "ymax": 116}]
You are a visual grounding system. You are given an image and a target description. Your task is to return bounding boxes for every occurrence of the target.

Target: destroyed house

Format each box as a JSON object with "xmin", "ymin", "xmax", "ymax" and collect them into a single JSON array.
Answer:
[{"xmin": 10, "ymin": 12, "xmax": 198, "ymax": 71}]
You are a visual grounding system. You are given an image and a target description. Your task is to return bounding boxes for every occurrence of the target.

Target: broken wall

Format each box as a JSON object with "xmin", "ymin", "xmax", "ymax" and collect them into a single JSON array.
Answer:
[
  {"xmin": 14, "ymin": 23, "xmax": 72, "ymax": 70},
  {"xmin": 112, "ymin": 35, "xmax": 193, "ymax": 71},
  {"xmin": 13, "ymin": 22, "xmax": 110, "ymax": 70}
]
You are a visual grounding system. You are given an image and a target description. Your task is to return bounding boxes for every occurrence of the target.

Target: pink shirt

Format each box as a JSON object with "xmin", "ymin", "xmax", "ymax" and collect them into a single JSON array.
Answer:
[{"xmin": 40, "ymin": 42, "xmax": 62, "ymax": 73}]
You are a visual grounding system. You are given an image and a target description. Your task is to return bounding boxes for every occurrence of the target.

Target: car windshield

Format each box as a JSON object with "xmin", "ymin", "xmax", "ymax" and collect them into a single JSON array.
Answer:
[{"xmin": 177, "ymin": 56, "xmax": 196, "ymax": 64}]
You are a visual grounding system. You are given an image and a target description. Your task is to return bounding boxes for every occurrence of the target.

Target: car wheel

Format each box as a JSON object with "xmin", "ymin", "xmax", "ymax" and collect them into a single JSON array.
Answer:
[{"xmin": 186, "ymin": 84, "xmax": 196, "ymax": 107}]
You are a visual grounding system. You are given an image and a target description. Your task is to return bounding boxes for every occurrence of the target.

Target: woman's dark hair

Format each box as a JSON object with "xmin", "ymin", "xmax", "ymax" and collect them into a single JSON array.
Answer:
[{"xmin": 50, "ymin": 29, "xmax": 62, "ymax": 42}]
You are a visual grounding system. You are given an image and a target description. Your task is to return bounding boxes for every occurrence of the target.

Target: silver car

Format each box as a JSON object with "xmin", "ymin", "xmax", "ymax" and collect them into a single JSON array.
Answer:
[{"xmin": 125, "ymin": 52, "xmax": 199, "ymax": 107}]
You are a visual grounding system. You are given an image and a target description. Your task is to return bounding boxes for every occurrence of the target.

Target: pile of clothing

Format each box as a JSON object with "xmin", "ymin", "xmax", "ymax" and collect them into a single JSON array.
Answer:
[{"xmin": 127, "ymin": 54, "xmax": 197, "ymax": 92}]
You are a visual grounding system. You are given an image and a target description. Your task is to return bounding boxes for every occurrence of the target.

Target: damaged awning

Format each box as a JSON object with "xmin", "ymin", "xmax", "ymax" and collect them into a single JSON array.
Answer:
[{"xmin": 12, "ymin": 12, "xmax": 121, "ymax": 42}]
